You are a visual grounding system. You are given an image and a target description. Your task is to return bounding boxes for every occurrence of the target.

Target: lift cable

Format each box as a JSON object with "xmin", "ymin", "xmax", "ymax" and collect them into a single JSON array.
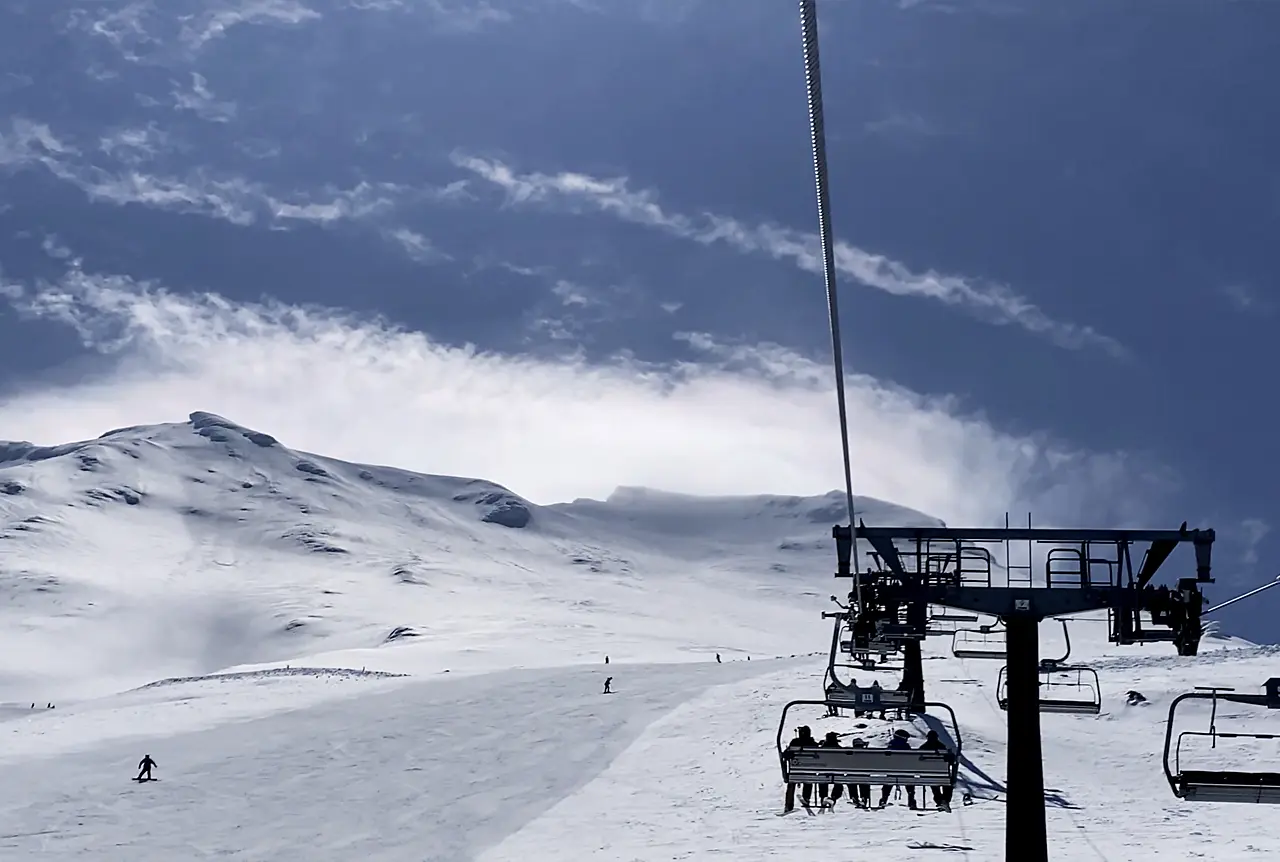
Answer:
[
  {"xmin": 1203, "ymin": 573, "xmax": 1280, "ymax": 616},
  {"xmin": 798, "ymin": 0, "xmax": 863, "ymax": 611}
]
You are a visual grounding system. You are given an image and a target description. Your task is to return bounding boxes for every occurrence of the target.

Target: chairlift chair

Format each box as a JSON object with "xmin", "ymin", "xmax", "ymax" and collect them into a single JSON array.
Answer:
[
  {"xmin": 1163, "ymin": 679, "xmax": 1280, "ymax": 804},
  {"xmin": 824, "ymin": 681, "xmax": 910, "ymax": 712},
  {"xmin": 777, "ymin": 698, "xmax": 962, "ymax": 789},
  {"xmin": 995, "ymin": 664, "xmax": 1102, "ymax": 715},
  {"xmin": 951, "ymin": 624, "xmax": 1008, "ymax": 660}
]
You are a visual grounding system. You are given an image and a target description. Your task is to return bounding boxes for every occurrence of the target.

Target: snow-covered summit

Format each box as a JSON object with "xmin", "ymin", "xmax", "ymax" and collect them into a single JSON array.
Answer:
[{"xmin": 0, "ymin": 412, "xmax": 932, "ymax": 702}]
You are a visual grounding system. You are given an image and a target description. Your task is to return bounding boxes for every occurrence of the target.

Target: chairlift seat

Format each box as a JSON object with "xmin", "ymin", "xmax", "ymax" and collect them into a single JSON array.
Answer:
[
  {"xmin": 1176, "ymin": 770, "xmax": 1280, "ymax": 804},
  {"xmin": 953, "ymin": 646, "xmax": 1008, "ymax": 660},
  {"xmin": 1038, "ymin": 698, "xmax": 1102, "ymax": 715},
  {"xmin": 783, "ymin": 746, "xmax": 955, "ymax": 786}
]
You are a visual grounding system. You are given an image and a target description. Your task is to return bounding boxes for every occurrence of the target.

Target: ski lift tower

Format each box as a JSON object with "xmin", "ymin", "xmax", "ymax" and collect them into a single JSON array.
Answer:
[{"xmin": 833, "ymin": 521, "xmax": 1214, "ymax": 862}]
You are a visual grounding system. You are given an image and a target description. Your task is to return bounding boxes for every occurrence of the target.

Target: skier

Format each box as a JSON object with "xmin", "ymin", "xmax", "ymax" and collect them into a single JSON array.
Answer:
[
  {"xmin": 846, "ymin": 738, "xmax": 873, "ymax": 808},
  {"xmin": 877, "ymin": 730, "xmax": 918, "ymax": 809},
  {"xmin": 817, "ymin": 731, "xmax": 847, "ymax": 810},
  {"xmin": 716, "ymin": 653, "xmax": 721, "ymax": 663},
  {"xmin": 918, "ymin": 730, "xmax": 954, "ymax": 811},
  {"xmin": 603, "ymin": 677, "xmax": 612, "ymax": 694},
  {"xmin": 782, "ymin": 725, "xmax": 818, "ymax": 812},
  {"xmin": 136, "ymin": 754, "xmax": 157, "ymax": 781}
]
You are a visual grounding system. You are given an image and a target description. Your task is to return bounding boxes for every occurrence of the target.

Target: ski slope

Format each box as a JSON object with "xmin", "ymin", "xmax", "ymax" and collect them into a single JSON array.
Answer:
[{"xmin": 1, "ymin": 627, "xmax": 1276, "ymax": 860}]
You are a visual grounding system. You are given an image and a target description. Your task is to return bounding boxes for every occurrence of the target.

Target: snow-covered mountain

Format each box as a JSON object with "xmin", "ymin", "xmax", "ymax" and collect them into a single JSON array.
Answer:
[
  {"xmin": 3, "ymin": 412, "xmax": 1279, "ymax": 860},
  {"xmin": 0, "ymin": 411, "xmax": 939, "ymax": 702}
]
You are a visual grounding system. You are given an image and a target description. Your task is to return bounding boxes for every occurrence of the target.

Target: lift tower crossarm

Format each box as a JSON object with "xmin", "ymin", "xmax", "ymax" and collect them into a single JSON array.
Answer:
[{"xmin": 853, "ymin": 524, "xmax": 1211, "ymax": 546}]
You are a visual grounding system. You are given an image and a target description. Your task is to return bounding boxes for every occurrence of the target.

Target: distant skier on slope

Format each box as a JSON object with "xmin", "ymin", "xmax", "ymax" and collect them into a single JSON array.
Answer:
[
  {"xmin": 136, "ymin": 754, "xmax": 157, "ymax": 781},
  {"xmin": 603, "ymin": 677, "xmax": 612, "ymax": 694}
]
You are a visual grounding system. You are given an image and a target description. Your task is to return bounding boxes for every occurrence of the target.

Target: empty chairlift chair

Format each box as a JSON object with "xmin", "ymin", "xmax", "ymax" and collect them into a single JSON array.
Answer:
[
  {"xmin": 777, "ymin": 696, "xmax": 962, "ymax": 792},
  {"xmin": 1163, "ymin": 678, "xmax": 1280, "ymax": 804},
  {"xmin": 995, "ymin": 664, "xmax": 1102, "ymax": 715},
  {"xmin": 823, "ymin": 681, "xmax": 910, "ymax": 713},
  {"xmin": 951, "ymin": 625, "xmax": 1007, "ymax": 660}
]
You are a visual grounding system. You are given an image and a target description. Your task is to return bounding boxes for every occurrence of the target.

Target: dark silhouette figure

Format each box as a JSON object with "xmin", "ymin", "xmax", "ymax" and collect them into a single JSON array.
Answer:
[
  {"xmin": 136, "ymin": 754, "xmax": 157, "ymax": 781},
  {"xmin": 817, "ymin": 731, "xmax": 851, "ymax": 809},
  {"xmin": 846, "ymin": 738, "xmax": 873, "ymax": 807},
  {"xmin": 878, "ymin": 730, "xmax": 917, "ymax": 809},
  {"xmin": 783, "ymin": 726, "xmax": 818, "ymax": 812},
  {"xmin": 603, "ymin": 677, "xmax": 612, "ymax": 694},
  {"xmin": 716, "ymin": 653, "xmax": 721, "ymax": 663},
  {"xmin": 605, "ymin": 656, "xmax": 609, "ymax": 665},
  {"xmin": 918, "ymin": 729, "xmax": 954, "ymax": 811}
]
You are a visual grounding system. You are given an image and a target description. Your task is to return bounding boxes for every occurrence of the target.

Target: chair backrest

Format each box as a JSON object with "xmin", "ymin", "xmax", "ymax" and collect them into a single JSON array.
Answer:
[
  {"xmin": 824, "ymin": 685, "xmax": 908, "ymax": 710},
  {"xmin": 784, "ymin": 746, "xmax": 953, "ymax": 786}
]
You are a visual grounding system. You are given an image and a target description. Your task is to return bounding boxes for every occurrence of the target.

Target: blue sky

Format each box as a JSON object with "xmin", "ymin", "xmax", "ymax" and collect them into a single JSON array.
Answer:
[{"xmin": 0, "ymin": 0, "xmax": 1277, "ymax": 640}]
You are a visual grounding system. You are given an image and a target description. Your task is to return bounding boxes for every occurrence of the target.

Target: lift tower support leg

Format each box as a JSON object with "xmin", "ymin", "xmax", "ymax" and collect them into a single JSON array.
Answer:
[
  {"xmin": 903, "ymin": 639, "xmax": 926, "ymax": 712},
  {"xmin": 1004, "ymin": 615, "xmax": 1048, "ymax": 862}
]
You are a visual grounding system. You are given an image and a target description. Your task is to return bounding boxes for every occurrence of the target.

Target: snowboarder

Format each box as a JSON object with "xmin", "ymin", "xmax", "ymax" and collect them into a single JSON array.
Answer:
[
  {"xmin": 603, "ymin": 677, "xmax": 612, "ymax": 694},
  {"xmin": 918, "ymin": 730, "xmax": 954, "ymax": 811},
  {"xmin": 136, "ymin": 754, "xmax": 157, "ymax": 781},
  {"xmin": 716, "ymin": 653, "xmax": 721, "ymax": 663}
]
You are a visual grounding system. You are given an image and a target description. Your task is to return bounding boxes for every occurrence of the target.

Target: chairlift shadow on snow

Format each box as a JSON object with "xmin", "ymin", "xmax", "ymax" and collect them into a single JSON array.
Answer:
[
  {"xmin": 907, "ymin": 841, "xmax": 977, "ymax": 852},
  {"xmin": 915, "ymin": 712, "xmax": 1081, "ymax": 810}
]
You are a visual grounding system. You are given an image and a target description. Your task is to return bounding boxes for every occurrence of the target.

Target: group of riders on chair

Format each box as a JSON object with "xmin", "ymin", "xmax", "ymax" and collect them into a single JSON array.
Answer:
[{"xmin": 783, "ymin": 725, "xmax": 955, "ymax": 813}]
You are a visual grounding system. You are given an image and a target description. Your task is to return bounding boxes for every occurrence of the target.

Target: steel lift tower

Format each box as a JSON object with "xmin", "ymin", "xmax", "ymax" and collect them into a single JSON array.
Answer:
[{"xmin": 833, "ymin": 521, "xmax": 1214, "ymax": 862}]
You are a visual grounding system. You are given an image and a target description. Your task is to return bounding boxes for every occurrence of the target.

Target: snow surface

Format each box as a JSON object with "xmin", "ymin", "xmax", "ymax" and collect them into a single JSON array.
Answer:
[{"xmin": 2, "ymin": 414, "xmax": 1278, "ymax": 859}]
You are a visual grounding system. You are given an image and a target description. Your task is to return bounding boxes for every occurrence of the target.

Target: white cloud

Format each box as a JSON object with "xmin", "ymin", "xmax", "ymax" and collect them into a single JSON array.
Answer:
[
  {"xmin": 1, "ymin": 118, "xmax": 459, "ymax": 236},
  {"xmin": 98, "ymin": 124, "xmax": 172, "ymax": 165},
  {"xmin": 1219, "ymin": 283, "xmax": 1274, "ymax": 315},
  {"xmin": 384, "ymin": 227, "xmax": 449, "ymax": 262},
  {"xmin": 179, "ymin": 0, "xmax": 322, "ymax": 52},
  {"xmin": 550, "ymin": 280, "xmax": 596, "ymax": 307},
  {"xmin": 0, "ymin": 264, "xmax": 1172, "ymax": 528},
  {"xmin": 171, "ymin": 73, "xmax": 237, "ymax": 122},
  {"xmin": 1240, "ymin": 517, "xmax": 1270, "ymax": 567},
  {"xmin": 451, "ymin": 153, "xmax": 1126, "ymax": 358}
]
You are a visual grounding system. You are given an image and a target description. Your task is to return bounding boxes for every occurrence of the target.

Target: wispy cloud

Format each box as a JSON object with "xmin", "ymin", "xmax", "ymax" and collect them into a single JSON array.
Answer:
[
  {"xmin": 98, "ymin": 124, "xmax": 172, "ymax": 165},
  {"xmin": 0, "ymin": 117, "xmax": 465, "ymax": 240},
  {"xmin": 0, "ymin": 261, "xmax": 1169, "ymax": 527},
  {"xmin": 1219, "ymin": 283, "xmax": 1274, "ymax": 315},
  {"xmin": 384, "ymin": 228, "xmax": 450, "ymax": 263},
  {"xmin": 450, "ymin": 154, "xmax": 1125, "ymax": 358},
  {"xmin": 1241, "ymin": 517, "xmax": 1271, "ymax": 567},
  {"xmin": 171, "ymin": 73, "xmax": 237, "ymax": 122},
  {"xmin": 63, "ymin": 0, "xmax": 518, "ymax": 64}
]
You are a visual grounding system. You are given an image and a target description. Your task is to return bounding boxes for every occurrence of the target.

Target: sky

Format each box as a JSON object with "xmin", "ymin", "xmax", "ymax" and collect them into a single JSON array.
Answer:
[{"xmin": 0, "ymin": 0, "xmax": 1278, "ymax": 639}]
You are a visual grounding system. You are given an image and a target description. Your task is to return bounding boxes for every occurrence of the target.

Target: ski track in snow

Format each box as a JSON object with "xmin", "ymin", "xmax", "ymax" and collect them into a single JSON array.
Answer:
[
  {"xmin": 0, "ymin": 660, "xmax": 787, "ymax": 860},
  {"xmin": 1, "ymin": 638, "xmax": 1276, "ymax": 860}
]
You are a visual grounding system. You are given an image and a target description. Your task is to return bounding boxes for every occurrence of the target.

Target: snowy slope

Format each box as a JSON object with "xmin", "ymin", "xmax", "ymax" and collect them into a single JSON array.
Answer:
[
  {"xmin": 0, "ymin": 412, "xmax": 936, "ymax": 703},
  {"xmin": 1, "ymin": 628, "xmax": 1275, "ymax": 860}
]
